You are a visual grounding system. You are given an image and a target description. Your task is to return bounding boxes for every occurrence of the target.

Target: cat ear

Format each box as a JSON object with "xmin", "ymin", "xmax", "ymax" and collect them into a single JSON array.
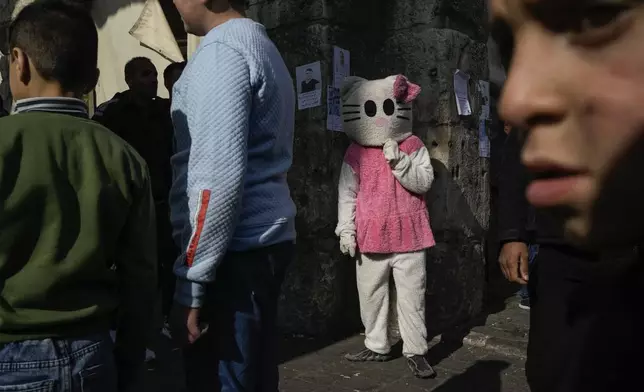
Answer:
[
  {"xmin": 341, "ymin": 76, "xmax": 367, "ymax": 101},
  {"xmin": 393, "ymin": 75, "xmax": 421, "ymax": 103}
]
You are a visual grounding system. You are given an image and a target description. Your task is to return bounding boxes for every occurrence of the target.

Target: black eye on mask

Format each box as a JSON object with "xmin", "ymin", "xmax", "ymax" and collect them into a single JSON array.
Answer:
[
  {"xmin": 364, "ymin": 100, "xmax": 377, "ymax": 117},
  {"xmin": 383, "ymin": 99, "xmax": 395, "ymax": 116}
]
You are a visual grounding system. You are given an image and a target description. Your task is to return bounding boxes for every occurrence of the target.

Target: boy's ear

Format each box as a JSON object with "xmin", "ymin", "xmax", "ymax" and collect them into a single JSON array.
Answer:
[{"xmin": 12, "ymin": 47, "xmax": 30, "ymax": 87}]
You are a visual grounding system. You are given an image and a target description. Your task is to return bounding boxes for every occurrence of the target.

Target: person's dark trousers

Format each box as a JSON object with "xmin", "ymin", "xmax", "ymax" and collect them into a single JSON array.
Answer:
[
  {"xmin": 526, "ymin": 245, "xmax": 644, "ymax": 392},
  {"xmin": 183, "ymin": 241, "xmax": 294, "ymax": 392}
]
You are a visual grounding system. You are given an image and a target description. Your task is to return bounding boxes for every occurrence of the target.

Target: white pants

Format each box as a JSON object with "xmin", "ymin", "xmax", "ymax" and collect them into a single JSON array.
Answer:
[{"xmin": 357, "ymin": 250, "xmax": 428, "ymax": 357}]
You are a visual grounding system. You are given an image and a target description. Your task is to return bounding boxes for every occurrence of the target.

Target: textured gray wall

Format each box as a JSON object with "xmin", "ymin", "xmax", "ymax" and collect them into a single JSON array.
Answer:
[{"xmin": 248, "ymin": 0, "xmax": 490, "ymax": 336}]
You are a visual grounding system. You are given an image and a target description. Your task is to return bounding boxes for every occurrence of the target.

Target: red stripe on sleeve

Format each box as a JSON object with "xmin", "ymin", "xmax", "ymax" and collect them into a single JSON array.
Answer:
[{"xmin": 185, "ymin": 189, "xmax": 212, "ymax": 267}]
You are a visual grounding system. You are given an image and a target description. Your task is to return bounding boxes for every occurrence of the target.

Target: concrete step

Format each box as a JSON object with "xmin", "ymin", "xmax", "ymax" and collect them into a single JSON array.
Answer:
[{"xmin": 461, "ymin": 295, "xmax": 529, "ymax": 359}]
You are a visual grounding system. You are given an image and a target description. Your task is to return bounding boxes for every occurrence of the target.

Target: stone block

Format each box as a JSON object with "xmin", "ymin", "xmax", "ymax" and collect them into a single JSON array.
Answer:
[
  {"xmin": 382, "ymin": 0, "xmax": 439, "ymax": 31},
  {"xmin": 380, "ymin": 28, "xmax": 488, "ymax": 125}
]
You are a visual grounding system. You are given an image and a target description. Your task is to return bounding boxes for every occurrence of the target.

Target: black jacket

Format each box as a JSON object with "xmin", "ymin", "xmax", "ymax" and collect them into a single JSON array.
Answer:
[
  {"xmin": 497, "ymin": 129, "xmax": 565, "ymax": 245},
  {"xmin": 93, "ymin": 91, "xmax": 174, "ymax": 204}
]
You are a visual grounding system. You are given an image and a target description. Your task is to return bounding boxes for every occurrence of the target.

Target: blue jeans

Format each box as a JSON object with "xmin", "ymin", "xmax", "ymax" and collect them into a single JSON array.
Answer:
[
  {"xmin": 183, "ymin": 242, "xmax": 294, "ymax": 392},
  {"xmin": 0, "ymin": 333, "xmax": 116, "ymax": 391},
  {"xmin": 519, "ymin": 244, "xmax": 540, "ymax": 300}
]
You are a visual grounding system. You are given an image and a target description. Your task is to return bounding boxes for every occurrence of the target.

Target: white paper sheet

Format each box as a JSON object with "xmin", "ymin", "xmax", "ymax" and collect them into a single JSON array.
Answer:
[
  {"xmin": 479, "ymin": 120, "xmax": 490, "ymax": 158},
  {"xmin": 333, "ymin": 46, "xmax": 350, "ymax": 88},
  {"xmin": 478, "ymin": 80, "xmax": 490, "ymax": 120},
  {"xmin": 326, "ymin": 86, "xmax": 342, "ymax": 132},
  {"xmin": 454, "ymin": 69, "xmax": 472, "ymax": 116}
]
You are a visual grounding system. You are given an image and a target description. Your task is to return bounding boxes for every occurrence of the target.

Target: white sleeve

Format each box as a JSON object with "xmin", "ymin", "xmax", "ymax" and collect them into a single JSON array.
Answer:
[
  {"xmin": 391, "ymin": 146, "xmax": 434, "ymax": 195},
  {"xmin": 335, "ymin": 162, "xmax": 358, "ymax": 237}
]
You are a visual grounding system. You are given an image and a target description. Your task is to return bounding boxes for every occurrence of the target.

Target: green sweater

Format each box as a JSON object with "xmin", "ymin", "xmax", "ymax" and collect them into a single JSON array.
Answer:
[{"xmin": 0, "ymin": 110, "xmax": 157, "ymax": 369}]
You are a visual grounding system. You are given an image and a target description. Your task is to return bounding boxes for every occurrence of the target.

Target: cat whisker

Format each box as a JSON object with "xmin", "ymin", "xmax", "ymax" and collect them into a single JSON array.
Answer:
[
  {"xmin": 343, "ymin": 111, "xmax": 361, "ymax": 115},
  {"xmin": 344, "ymin": 117, "xmax": 362, "ymax": 123},
  {"xmin": 397, "ymin": 115, "xmax": 411, "ymax": 120},
  {"xmin": 397, "ymin": 107, "xmax": 411, "ymax": 111},
  {"xmin": 343, "ymin": 104, "xmax": 361, "ymax": 107}
]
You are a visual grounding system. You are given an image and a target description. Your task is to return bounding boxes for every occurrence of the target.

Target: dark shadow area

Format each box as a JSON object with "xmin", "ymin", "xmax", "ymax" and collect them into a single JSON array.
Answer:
[
  {"xmin": 267, "ymin": 0, "xmax": 386, "ymax": 359},
  {"xmin": 277, "ymin": 333, "xmax": 342, "ymax": 364},
  {"xmin": 423, "ymin": 114, "xmax": 523, "ymax": 367},
  {"xmin": 432, "ymin": 360, "xmax": 510, "ymax": 392}
]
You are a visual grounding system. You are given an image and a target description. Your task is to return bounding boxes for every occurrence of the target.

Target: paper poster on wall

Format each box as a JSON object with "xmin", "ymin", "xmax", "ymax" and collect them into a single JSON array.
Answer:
[
  {"xmin": 477, "ymin": 80, "xmax": 490, "ymax": 120},
  {"xmin": 296, "ymin": 61, "xmax": 322, "ymax": 110},
  {"xmin": 333, "ymin": 46, "xmax": 351, "ymax": 88},
  {"xmin": 479, "ymin": 120, "xmax": 490, "ymax": 158},
  {"xmin": 453, "ymin": 69, "xmax": 472, "ymax": 116},
  {"xmin": 327, "ymin": 86, "xmax": 342, "ymax": 132}
]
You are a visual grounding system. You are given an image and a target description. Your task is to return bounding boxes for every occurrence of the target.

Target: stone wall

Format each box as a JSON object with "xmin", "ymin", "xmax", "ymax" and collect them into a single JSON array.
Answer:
[
  {"xmin": 248, "ymin": 0, "xmax": 490, "ymax": 336},
  {"xmin": 1, "ymin": 0, "xmax": 490, "ymax": 337}
]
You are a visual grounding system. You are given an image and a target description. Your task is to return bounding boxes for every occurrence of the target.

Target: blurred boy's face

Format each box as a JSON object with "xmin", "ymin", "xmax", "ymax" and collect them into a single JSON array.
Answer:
[
  {"xmin": 491, "ymin": 0, "xmax": 644, "ymax": 248},
  {"xmin": 174, "ymin": 0, "xmax": 216, "ymax": 36}
]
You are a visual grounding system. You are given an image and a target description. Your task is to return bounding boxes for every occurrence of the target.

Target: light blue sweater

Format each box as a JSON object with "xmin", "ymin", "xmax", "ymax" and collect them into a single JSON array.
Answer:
[{"xmin": 170, "ymin": 18, "xmax": 296, "ymax": 308}]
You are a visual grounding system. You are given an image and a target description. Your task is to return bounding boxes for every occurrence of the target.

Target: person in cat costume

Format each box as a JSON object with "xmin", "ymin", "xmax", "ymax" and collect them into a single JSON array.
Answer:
[{"xmin": 336, "ymin": 75, "xmax": 436, "ymax": 378}]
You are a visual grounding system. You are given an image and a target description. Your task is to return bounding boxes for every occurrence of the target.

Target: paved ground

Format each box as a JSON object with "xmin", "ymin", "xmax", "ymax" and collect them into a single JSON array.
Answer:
[
  {"xmin": 277, "ymin": 334, "xmax": 528, "ymax": 392},
  {"xmin": 461, "ymin": 281, "xmax": 530, "ymax": 359},
  {"xmin": 146, "ymin": 330, "xmax": 529, "ymax": 392},
  {"xmin": 144, "ymin": 277, "xmax": 530, "ymax": 391}
]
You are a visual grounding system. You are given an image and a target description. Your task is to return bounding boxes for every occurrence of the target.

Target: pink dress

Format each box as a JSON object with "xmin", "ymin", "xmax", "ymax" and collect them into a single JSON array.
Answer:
[{"xmin": 344, "ymin": 135, "xmax": 436, "ymax": 254}]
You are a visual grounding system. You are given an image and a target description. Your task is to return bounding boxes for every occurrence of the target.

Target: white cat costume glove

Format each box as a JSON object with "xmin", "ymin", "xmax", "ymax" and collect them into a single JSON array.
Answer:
[
  {"xmin": 384, "ymin": 138, "xmax": 434, "ymax": 195},
  {"xmin": 339, "ymin": 232, "xmax": 357, "ymax": 257},
  {"xmin": 383, "ymin": 138, "xmax": 401, "ymax": 165}
]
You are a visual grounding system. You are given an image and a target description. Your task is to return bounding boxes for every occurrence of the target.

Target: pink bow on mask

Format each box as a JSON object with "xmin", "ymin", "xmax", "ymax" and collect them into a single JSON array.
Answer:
[{"xmin": 394, "ymin": 75, "xmax": 421, "ymax": 104}]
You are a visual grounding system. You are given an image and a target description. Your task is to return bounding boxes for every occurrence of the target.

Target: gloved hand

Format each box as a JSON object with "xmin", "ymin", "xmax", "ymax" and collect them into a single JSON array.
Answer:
[
  {"xmin": 339, "ymin": 232, "xmax": 357, "ymax": 258},
  {"xmin": 383, "ymin": 138, "xmax": 401, "ymax": 167}
]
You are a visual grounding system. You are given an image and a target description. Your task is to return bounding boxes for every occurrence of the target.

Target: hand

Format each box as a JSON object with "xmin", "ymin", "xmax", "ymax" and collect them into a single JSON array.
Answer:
[
  {"xmin": 498, "ymin": 242, "xmax": 529, "ymax": 284},
  {"xmin": 383, "ymin": 139, "xmax": 400, "ymax": 166},
  {"xmin": 170, "ymin": 303, "xmax": 206, "ymax": 346},
  {"xmin": 339, "ymin": 232, "xmax": 357, "ymax": 258}
]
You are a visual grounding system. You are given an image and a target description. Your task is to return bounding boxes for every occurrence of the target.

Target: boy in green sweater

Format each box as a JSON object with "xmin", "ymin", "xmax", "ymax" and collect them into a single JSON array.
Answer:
[{"xmin": 0, "ymin": 2, "xmax": 157, "ymax": 391}]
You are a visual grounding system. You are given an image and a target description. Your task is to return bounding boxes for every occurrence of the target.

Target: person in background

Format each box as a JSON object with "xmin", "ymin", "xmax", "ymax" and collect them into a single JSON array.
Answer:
[
  {"xmin": 164, "ymin": 61, "xmax": 187, "ymax": 100},
  {"xmin": 93, "ymin": 57, "xmax": 177, "ymax": 322},
  {"xmin": 491, "ymin": 0, "xmax": 644, "ymax": 390},
  {"xmin": 497, "ymin": 128, "xmax": 543, "ymax": 311},
  {"xmin": 169, "ymin": 0, "xmax": 297, "ymax": 390},
  {"xmin": 0, "ymin": 2, "xmax": 157, "ymax": 390}
]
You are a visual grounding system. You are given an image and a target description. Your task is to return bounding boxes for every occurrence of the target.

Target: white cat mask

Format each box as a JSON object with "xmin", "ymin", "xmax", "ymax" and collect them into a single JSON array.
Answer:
[{"xmin": 340, "ymin": 75, "xmax": 421, "ymax": 147}]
